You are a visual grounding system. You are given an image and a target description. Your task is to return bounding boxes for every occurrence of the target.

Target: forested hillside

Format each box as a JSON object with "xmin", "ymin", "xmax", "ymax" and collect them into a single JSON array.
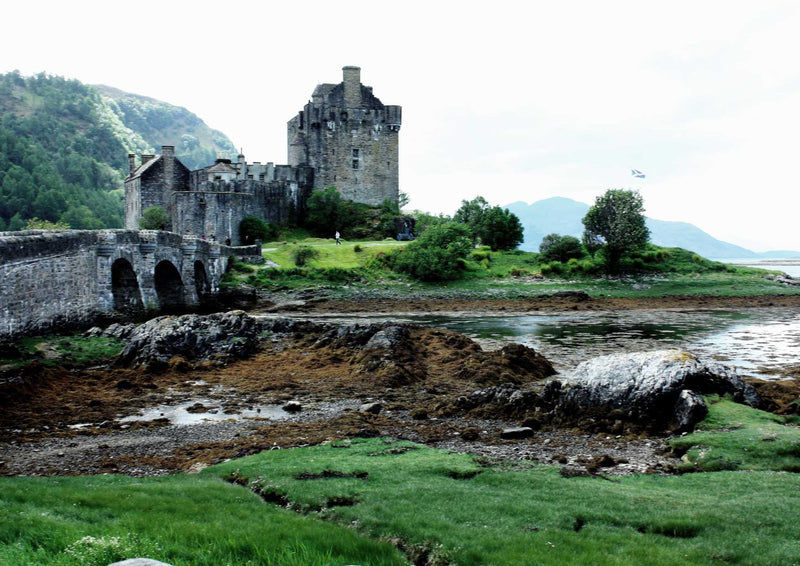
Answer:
[{"xmin": 0, "ymin": 71, "xmax": 236, "ymax": 230}]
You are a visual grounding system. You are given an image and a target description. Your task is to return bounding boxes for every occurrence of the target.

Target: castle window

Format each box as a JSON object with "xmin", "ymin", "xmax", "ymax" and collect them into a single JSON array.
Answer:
[
  {"xmin": 352, "ymin": 149, "xmax": 360, "ymax": 170},
  {"xmin": 352, "ymin": 160, "xmax": 359, "ymax": 170}
]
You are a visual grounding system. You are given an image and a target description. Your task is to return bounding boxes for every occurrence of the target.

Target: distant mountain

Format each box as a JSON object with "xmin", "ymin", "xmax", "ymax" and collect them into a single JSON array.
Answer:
[
  {"xmin": 95, "ymin": 85, "xmax": 236, "ymax": 171},
  {"xmin": 506, "ymin": 197, "xmax": 772, "ymax": 258},
  {"xmin": 0, "ymin": 71, "xmax": 237, "ymax": 230}
]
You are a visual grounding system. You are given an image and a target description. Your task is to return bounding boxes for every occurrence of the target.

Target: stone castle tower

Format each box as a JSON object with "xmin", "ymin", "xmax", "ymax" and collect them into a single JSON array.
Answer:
[
  {"xmin": 125, "ymin": 66, "xmax": 399, "ymax": 243},
  {"xmin": 287, "ymin": 66, "xmax": 401, "ymax": 206}
]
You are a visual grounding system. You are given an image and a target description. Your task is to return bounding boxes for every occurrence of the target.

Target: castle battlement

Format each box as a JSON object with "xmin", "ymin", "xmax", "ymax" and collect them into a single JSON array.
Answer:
[{"xmin": 125, "ymin": 67, "xmax": 399, "ymax": 243}]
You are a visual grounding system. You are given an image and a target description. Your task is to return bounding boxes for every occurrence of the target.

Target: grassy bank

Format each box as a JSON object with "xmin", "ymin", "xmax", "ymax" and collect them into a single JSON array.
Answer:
[
  {"xmin": 223, "ymin": 238, "xmax": 800, "ymax": 299},
  {"xmin": 4, "ymin": 397, "xmax": 800, "ymax": 566}
]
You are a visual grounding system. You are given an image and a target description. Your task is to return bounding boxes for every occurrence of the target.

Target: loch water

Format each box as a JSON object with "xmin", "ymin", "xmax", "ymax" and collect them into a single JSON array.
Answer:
[{"xmin": 287, "ymin": 306, "xmax": 800, "ymax": 380}]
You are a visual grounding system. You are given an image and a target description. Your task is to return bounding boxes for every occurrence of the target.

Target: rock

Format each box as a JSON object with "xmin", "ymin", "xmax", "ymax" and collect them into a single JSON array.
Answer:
[
  {"xmin": 501, "ymin": 427, "xmax": 534, "ymax": 439},
  {"xmin": 102, "ymin": 323, "xmax": 136, "ymax": 340},
  {"xmin": 558, "ymin": 349, "xmax": 758, "ymax": 432},
  {"xmin": 460, "ymin": 426, "xmax": 480, "ymax": 441},
  {"xmin": 363, "ymin": 326, "xmax": 409, "ymax": 350},
  {"xmin": 359, "ymin": 402, "xmax": 382, "ymax": 414},
  {"xmin": 410, "ymin": 408, "xmax": 428, "ymax": 420},
  {"xmin": 282, "ymin": 401, "xmax": 302, "ymax": 413},
  {"xmin": 107, "ymin": 560, "xmax": 174, "ymax": 566},
  {"xmin": 116, "ymin": 311, "xmax": 261, "ymax": 370}
]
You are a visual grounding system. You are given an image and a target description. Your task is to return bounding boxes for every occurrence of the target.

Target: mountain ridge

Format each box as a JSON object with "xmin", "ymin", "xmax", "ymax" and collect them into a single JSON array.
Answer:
[{"xmin": 505, "ymin": 197, "xmax": 796, "ymax": 259}]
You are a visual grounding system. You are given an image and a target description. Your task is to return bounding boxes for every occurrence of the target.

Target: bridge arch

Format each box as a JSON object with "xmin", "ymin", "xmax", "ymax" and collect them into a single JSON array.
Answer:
[
  {"xmin": 111, "ymin": 258, "xmax": 144, "ymax": 313},
  {"xmin": 194, "ymin": 260, "xmax": 210, "ymax": 298},
  {"xmin": 154, "ymin": 260, "xmax": 184, "ymax": 310}
]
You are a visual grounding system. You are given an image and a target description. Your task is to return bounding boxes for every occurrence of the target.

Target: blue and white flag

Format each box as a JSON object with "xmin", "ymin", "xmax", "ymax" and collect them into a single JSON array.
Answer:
[{"xmin": 631, "ymin": 169, "xmax": 646, "ymax": 179}]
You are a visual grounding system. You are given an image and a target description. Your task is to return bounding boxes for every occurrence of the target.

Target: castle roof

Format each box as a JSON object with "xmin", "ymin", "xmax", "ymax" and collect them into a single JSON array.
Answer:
[
  {"xmin": 128, "ymin": 155, "xmax": 161, "ymax": 181},
  {"xmin": 203, "ymin": 160, "xmax": 238, "ymax": 174}
]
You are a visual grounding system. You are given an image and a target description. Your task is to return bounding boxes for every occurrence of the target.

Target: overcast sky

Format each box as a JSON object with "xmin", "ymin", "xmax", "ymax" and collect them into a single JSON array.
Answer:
[{"xmin": 2, "ymin": 0, "xmax": 799, "ymax": 251}]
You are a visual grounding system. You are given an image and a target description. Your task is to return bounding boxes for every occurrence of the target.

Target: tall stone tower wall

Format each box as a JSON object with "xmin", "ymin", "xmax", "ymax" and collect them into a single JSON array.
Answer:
[{"xmin": 288, "ymin": 66, "xmax": 401, "ymax": 206}]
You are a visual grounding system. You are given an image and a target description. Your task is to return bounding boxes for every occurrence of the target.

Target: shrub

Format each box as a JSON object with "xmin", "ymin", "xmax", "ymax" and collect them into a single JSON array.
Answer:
[
  {"xmin": 139, "ymin": 206, "xmax": 168, "ymax": 230},
  {"xmin": 291, "ymin": 246, "xmax": 320, "ymax": 267},
  {"xmin": 539, "ymin": 234, "xmax": 584, "ymax": 263},
  {"xmin": 392, "ymin": 222, "xmax": 472, "ymax": 282},
  {"xmin": 240, "ymin": 216, "xmax": 277, "ymax": 245}
]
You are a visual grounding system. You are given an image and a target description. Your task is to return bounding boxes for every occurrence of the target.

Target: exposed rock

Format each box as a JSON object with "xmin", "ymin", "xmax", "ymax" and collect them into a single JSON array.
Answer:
[
  {"xmin": 282, "ymin": 401, "xmax": 302, "ymax": 413},
  {"xmin": 116, "ymin": 311, "xmax": 261, "ymax": 370},
  {"xmin": 359, "ymin": 402, "xmax": 383, "ymax": 414},
  {"xmin": 363, "ymin": 326, "xmax": 409, "ymax": 350},
  {"xmin": 501, "ymin": 427, "xmax": 534, "ymax": 439},
  {"xmin": 556, "ymin": 349, "xmax": 758, "ymax": 432}
]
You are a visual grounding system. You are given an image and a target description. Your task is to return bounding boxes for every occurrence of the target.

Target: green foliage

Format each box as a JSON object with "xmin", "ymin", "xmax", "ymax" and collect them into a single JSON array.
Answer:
[
  {"xmin": 0, "ymin": 72, "xmax": 126, "ymax": 229},
  {"xmin": 454, "ymin": 196, "xmax": 523, "ymax": 250},
  {"xmin": 139, "ymin": 206, "xmax": 168, "ymax": 230},
  {"xmin": 582, "ymin": 189, "xmax": 650, "ymax": 273},
  {"xmin": 239, "ymin": 215, "xmax": 277, "ymax": 244},
  {"xmin": 291, "ymin": 245, "xmax": 320, "ymax": 266},
  {"xmin": 1, "ymin": 335, "xmax": 124, "ymax": 369},
  {"xmin": 392, "ymin": 222, "xmax": 473, "ymax": 281},
  {"xmin": 539, "ymin": 233, "xmax": 585, "ymax": 262},
  {"xmin": 24, "ymin": 217, "xmax": 70, "ymax": 230},
  {"xmin": 408, "ymin": 210, "xmax": 451, "ymax": 237},
  {"xmin": 305, "ymin": 186, "xmax": 361, "ymax": 238}
]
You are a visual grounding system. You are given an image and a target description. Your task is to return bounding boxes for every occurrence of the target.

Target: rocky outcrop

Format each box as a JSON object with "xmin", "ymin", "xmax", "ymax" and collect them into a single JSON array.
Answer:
[
  {"xmin": 553, "ymin": 350, "xmax": 758, "ymax": 432},
  {"xmin": 116, "ymin": 311, "xmax": 261, "ymax": 370},
  {"xmin": 461, "ymin": 350, "xmax": 758, "ymax": 433}
]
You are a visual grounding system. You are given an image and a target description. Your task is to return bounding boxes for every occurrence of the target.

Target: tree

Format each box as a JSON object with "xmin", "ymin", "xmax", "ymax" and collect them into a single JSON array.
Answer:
[
  {"xmin": 25, "ymin": 217, "xmax": 70, "ymax": 230},
  {"xmin": 582, "ymin": 189, "xmax": 649, "ymax": 273},
  {"xmin": 239, "ymin": 216, "xmax": 276, "ymax": 244},
  {"xmin": 475, "ymin": 206, "xmax": 524, "ymax": 251},
  {"xmin": 305, "ymin": 186, "xmax": 360, "ymax": 237},
  {"xmin": 139, "ymin": 206, "xmax": 169, "ymax": 230},
  {"xmin": 393, "ymin": 222, "xmax": 473, "ymax": 282},
  {"xmin": 539, "ymin": 233, "xmax": 584, "ymax": 263},
  {"xmin": 454, "ymin": 196, "xmax": 490, "ymax": 243}
]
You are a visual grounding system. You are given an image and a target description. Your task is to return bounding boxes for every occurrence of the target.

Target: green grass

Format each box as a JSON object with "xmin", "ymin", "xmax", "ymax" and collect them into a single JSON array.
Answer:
[
  {"xmin": 0, "ymin": 474, "xmax": 406, "ymax": 565},
  {"xmin": 668, "ymin": 397, "xmax": 800, "ymax": 472},
  {"xmin": 223, "ymin": 238, "xmax": 799, "ymax": 299},
  {"xmin": 0, "ymin": 335, "xmax": 124, "ymax": 369},
  {"xmin": 3, "ymin": 428, "xmax": 800, "ymax": 565},
  {"xmin": 205, "ymin": 438, "xmax": 800, "ymax": 565}
]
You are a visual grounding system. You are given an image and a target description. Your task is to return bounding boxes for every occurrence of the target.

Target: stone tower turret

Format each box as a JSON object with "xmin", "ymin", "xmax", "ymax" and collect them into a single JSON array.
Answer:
[{"xmin": 286, "ymin": 66, "xmax": 401, "ymax": 206}]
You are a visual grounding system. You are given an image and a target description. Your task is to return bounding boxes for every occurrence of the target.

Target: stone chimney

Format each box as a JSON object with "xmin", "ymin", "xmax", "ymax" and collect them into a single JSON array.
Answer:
[
  {"xmin": 162, "ymin": 146, "xmax": 175, "ymax": 192},
  {"xmin": 128, "ymin": 154, "xmax": 137, "ymax": 175},
  {"xmin": 343, "ymin": 66, "xmax": 361, "ymax": 109}
]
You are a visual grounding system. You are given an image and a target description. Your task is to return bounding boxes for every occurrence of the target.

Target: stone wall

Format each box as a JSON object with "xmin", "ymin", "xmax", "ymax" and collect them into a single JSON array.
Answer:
[{"xmin": 0, "ymin": 230, "xmax": 258, "ymax": 338}]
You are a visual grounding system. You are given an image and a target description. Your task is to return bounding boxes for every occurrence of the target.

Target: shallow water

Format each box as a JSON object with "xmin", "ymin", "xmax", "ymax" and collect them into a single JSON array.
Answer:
[{"xmin": 284, "ymin": 307, "xmax": 800, "ymax": 379}]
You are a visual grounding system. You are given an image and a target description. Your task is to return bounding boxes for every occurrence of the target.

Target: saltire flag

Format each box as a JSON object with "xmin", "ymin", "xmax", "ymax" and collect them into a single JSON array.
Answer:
[{"xmin": 631, "ymin": 169, "xmax": 646, "ymax": 179}]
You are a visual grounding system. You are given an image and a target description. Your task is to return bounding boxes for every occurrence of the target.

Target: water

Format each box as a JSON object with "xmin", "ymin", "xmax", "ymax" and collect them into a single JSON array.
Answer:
[
  {"xmin": 716, "ymin": 258, "xmax": 800, "ymax": 277},
  {"xmin": 286, "ymin": 307, "xmax": 800, "ymax": 380}
]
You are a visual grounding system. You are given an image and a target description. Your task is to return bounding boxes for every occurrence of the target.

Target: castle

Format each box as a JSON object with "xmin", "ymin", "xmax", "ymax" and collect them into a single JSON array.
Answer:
[{"xmin": 125, "ymin": 66, "xmax": 401, "ymax": 244}]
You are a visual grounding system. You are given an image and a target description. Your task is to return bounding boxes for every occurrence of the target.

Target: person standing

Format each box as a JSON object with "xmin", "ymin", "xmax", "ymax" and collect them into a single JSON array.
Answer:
[{"xmin": 335, "ymin": 231, "xmax": 341, "ymax": 245}]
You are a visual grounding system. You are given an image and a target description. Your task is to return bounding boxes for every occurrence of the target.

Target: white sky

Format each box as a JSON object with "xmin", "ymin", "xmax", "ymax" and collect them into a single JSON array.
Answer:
[{"xmin": 2, "ymin": 0, "xmax": 799, "ymax": 251}]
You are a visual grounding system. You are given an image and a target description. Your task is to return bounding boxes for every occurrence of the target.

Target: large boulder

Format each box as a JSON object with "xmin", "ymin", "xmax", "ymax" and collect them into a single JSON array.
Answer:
[
  {"xmin": 555, "ymin": 349, "xmax": 759, "ymax": 432},
  {"xmin": 116, "ymin": 311, "xmax": 261, "ymax": 370}
]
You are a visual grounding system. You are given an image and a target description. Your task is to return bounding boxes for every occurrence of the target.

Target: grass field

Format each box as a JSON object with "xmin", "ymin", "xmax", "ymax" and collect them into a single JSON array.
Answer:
[
  {"xmin": 3, "ymin": 401, "xmax": 800, "ymax": 565},
  {"xmin": 222, "ymin": 238, "xmax": 800, "ymax": 299}
]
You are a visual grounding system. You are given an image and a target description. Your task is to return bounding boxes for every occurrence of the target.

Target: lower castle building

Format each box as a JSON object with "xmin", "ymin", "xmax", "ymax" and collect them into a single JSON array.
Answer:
[{"xmin": 125, "ymin": 66, "xmax": 401, "ymax": 244}]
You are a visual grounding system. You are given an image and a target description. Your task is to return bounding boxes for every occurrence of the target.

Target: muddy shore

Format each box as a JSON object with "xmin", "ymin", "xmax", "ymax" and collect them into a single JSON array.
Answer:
[{"xmin": 1, "ymin": 294, "xmax": 798, "ymax": 479}]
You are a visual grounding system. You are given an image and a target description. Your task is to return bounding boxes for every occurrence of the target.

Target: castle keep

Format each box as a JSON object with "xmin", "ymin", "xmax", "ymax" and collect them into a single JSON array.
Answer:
[{"xmin": 125, "ymin": 67, "xmax": 401, "ymax": 243}]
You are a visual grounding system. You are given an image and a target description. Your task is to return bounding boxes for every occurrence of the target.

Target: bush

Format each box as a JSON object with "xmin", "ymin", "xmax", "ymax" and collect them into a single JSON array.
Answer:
[
  {"xmin": 139, "ymin": 206, "xmax": 168, "ymax": 230},
  {"xmin": 392, "ymin": 222, "xmax": 472, "ymax": 282},
  {"xmin": 539, "ymin": 234, "xmax": 584, "ymax": 263},
  {"xmin": 240, "ymin": 216, "xmax": 277, "ymax": 245},
  {"xmin": 291, "ymin": 246, "xmax": 320, "ymax": 267}
]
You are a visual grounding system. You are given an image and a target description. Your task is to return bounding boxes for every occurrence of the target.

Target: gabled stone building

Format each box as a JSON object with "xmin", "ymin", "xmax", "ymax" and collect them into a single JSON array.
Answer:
[{"xmin": 125, "ymin": 67, "xmax": 401, "ymax": 244}]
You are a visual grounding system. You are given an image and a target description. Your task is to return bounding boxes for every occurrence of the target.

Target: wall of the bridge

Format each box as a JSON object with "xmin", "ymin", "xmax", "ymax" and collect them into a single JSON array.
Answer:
[{"xmin": 0, "ymin": 230, "xmax": 259, "ymax": 338}]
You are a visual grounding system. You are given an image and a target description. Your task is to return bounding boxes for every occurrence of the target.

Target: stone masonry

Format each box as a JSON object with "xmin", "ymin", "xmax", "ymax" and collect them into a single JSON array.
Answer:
[
  {"xmin": 0, "ymin": 230, "xmax": 259, "ymax": 338},
  {"xmin": 125, "ymin": 66, "xmax": 401, "ymax": 242}
]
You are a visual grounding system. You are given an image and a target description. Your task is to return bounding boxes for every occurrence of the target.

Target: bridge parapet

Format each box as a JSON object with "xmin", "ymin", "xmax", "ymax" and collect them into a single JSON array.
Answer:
[{"xmin": 0, "ymin": 230, "xmax": 261, "ymax": 338}]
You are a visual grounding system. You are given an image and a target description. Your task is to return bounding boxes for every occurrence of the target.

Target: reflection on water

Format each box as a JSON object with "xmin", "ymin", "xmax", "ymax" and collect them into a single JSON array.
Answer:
[{"xmin": 285, "ymin": 307, "xmax": 800, "ymax": 379}]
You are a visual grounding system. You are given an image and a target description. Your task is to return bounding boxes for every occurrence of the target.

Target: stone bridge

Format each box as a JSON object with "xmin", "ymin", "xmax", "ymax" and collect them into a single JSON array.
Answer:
[{"xmin": 0, "ymin": 230, "xmax": 261, "ymax": 338}]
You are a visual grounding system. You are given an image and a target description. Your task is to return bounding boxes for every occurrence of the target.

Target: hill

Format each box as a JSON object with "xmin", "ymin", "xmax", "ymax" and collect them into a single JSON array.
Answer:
[
  {"xmin": 0, "ymin": 71, "xmax": 236, "ymax": 230},
  {"xmin": 506, "ymin": 197, "xmax": 764, "ymax": 258}
]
